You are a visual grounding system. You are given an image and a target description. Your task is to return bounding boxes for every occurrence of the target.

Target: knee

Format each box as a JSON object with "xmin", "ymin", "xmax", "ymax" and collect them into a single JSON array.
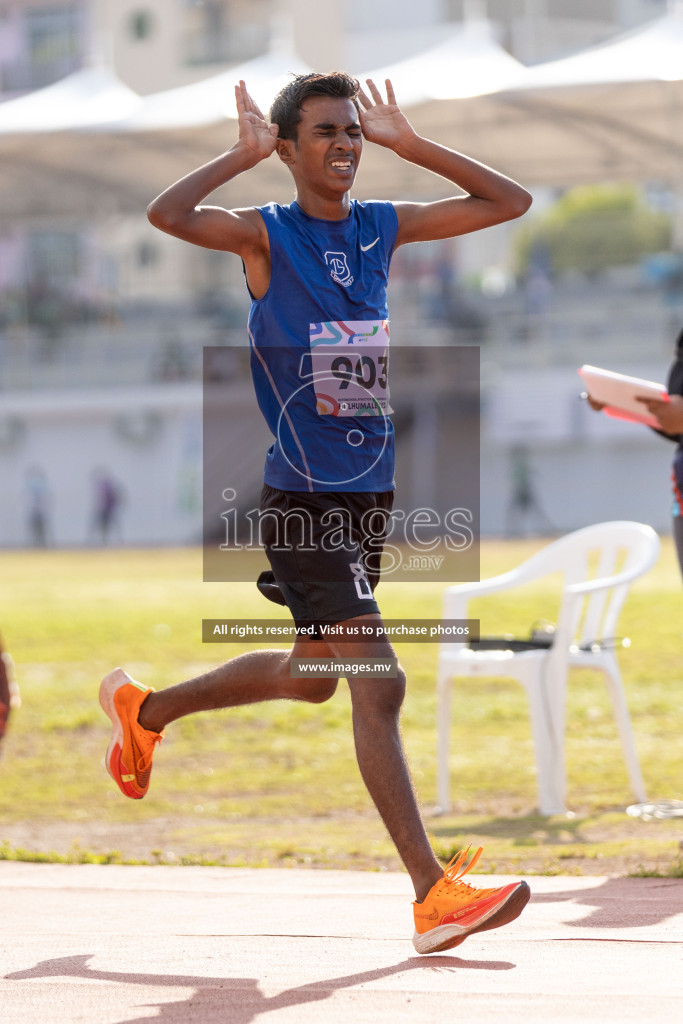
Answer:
[
  {"xmin": 285, "ymin": 676, "xmax": 339, "ymax": 704},
  {"xmin": 350, "ymin": 665, "xmax": 406, "ymax": 718}
]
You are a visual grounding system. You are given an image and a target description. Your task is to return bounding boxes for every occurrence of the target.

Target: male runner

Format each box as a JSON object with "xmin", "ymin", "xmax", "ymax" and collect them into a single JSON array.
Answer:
[{"xmin": 100, "ymin": 73, "xmax": 532, "ymax": 954}]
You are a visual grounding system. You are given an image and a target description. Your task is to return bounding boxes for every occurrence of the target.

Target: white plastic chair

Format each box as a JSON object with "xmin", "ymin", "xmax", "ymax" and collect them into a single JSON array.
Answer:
[{"xmin": 437, "ymin": 521, "xmax": 660, "ymax": 816}]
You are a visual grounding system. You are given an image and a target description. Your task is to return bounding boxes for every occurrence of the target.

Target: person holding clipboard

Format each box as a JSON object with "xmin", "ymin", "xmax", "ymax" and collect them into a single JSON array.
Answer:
[{"xmin": 584, "ymin": 328, "xmax": 683, "ymax": 577}]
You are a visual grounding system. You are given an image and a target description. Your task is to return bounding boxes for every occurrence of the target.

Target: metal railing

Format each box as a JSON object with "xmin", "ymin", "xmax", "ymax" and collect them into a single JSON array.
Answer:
[{"xmin": 2, "ymin": 287, "xmax": 682, "ymax": 392}]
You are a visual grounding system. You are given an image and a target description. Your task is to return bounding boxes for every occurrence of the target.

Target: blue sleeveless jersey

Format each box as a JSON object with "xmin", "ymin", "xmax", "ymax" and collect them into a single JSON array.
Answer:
[{"xmin": 247, "ymin": 199, "xmax": 398, "ymax": 492}]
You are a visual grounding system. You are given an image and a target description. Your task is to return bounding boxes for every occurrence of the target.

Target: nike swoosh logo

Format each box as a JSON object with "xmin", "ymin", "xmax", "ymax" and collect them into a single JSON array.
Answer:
[
  {"xmin": 413, "ymin": 905, "xmax": 439, "ymax": 921},
  {"xmin": 360, "ymin": 237, "xmax": 380, "ymax": 252}
]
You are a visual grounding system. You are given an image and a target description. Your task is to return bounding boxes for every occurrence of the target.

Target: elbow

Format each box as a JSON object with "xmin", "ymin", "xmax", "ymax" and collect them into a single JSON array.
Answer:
[
  {"xmin": 147, "ymin": 199, "xmax": 171, "ymax": 233},
  {"xmin": 508, "ymin": 187, "xmax": 533, "ymax": 221},
  {"xmin": 146, "ymin": 198, "xmax": 186, "ymax": 236}
]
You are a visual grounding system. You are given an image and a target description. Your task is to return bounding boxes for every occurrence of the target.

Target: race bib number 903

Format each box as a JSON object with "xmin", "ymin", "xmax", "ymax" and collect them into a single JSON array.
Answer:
[{"xmin": 309, "ymin": 320, "xmax": 392, "ymax": 417}]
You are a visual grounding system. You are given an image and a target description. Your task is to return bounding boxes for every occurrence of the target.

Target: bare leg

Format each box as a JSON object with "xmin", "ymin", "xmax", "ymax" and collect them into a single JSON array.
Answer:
[
  {"xmin": 137, "ymin": 614, "xmax": 443, "ymax": 900},
  {"xmin": 138, "ymin": 642, "xmax": 338, "ymax": 733},
  {"xmin": 325, "ymin": 615, "xmax": 444, "ymax": 900},
  {"xmin": 347, "ymin": 672, "xmax": 443, "ymax": 900}
]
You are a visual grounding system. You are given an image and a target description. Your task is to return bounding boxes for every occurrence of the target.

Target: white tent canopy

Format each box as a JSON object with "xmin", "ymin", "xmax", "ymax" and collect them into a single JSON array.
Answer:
[
  {"xmin": 367, "ymin": 8, "xmax": 683, "ymax": 189},
  {"xmin": 0, "ymin": 21, "xmax": 532, "ymax": 214},
  {"xmin": 493, "ymin": 9, "xmax": 683, "ymax": 187},
  {"xmin": 2, "ymin": 12, "xmax": 683, "ymax": 215},
  {"xmin": 340, "ymin": 10, "xmax": 683, "ymax": 189},
  {"xmin": 0, "ymin": 41, "xmax": 308, "ymax": 135},
  {"xmin": 520, "ymin": 9, "xmax": 683, "ymax": 88},
  {"xmin": 0, "ymin": 65, "xmax": 140, "ymax": 133},
  {"xmin": 0, "ymin": 18, "xmax": 523, "ymax": 133},
  {"xmin": 356, "ymin": 17, "xmax": 529, "ymax": 105},
  {"xmin": 111, "ymin": 44, "xmax": 308, "ymax": 131},
  {"xmin": 0, "ymin": 42, "xmax": 310, "ymax": 216}
]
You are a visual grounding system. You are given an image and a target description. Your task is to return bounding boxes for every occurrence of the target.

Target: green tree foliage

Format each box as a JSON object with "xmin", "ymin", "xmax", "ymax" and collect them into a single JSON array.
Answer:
[{"xmin": 515, "ymin": 184, "xmax": 672, "ymax": 276}]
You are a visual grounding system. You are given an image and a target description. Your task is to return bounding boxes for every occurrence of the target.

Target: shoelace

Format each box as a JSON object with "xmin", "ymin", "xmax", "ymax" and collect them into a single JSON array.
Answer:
[
  {"xmin": 435, "ymin": 846, "xmax": 500, "ymax": 900},
  {"xmin": 136, "ymin": 732, "xmax": 163, "ymax": 776}
]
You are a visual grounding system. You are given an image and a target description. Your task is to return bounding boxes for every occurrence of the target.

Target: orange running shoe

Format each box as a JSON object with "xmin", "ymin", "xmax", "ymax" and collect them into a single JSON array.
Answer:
[
  {"xmin": 99, "ymin": 668, "xmax": 163, "ymax": 799},
  {"xmin": 413, "ymin": 847, "xmax": 530, "ymax": 954}
]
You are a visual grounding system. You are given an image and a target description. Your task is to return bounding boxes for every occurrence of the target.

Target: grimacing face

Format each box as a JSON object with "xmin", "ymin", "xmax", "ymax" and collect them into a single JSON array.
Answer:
[{"xmin": 277, "ymin": 95, "xmax": 363, "ymax": 197}]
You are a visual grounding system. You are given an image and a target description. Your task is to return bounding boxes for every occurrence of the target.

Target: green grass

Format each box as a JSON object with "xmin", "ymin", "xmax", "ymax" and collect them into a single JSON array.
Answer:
[{"xmin": 1, "ymin": 541, "xmax": 683, "ymax": 876}]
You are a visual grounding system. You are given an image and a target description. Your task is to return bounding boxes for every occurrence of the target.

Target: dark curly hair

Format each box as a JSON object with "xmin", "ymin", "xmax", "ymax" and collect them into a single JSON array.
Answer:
[{"xmin": 269, "ymin": 71, "xmax": 360, "ymax": 142}]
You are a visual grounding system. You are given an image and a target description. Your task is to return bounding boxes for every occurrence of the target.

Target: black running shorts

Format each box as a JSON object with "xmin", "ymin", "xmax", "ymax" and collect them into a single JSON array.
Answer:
[{"xmin": 257, "ymin": 484, "xmax": 394, "ymax": 627}]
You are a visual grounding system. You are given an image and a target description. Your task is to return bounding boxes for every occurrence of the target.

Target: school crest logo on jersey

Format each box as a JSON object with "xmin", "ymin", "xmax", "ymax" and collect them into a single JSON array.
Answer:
[{"xmin": 324, "ymin": 251, "xmax": 354, "ymax": 288}]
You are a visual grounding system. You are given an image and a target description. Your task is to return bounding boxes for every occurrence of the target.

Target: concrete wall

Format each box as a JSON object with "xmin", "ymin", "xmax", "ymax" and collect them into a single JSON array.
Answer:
[
  {"xmin": 481, "ymin": 434, "xmax": 673, "ymax": 538},
  {"xmin": 0, "ymin": 384, "xmax": 202, "ymax": 547},
  {"xmin": 0, "ymin": 363, "xmax": 675, "ymax": 549}
]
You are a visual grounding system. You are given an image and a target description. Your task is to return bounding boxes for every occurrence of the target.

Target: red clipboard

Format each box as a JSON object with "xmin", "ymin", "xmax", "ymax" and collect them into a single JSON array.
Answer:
[{"xmin": 578, "ymin": 364, "xmax": 668, "ymax": 428}]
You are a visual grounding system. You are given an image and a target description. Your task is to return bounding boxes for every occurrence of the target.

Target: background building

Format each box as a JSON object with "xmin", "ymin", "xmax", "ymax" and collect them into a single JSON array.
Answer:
[{"xmin": 0, "ymin": 1, "xmax": 671, "ymax": 98}]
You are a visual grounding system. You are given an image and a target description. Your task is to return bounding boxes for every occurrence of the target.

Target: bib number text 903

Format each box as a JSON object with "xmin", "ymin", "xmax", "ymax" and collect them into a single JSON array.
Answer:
[{"xmin": 330, "ymin": 354, "xmax": 388, "ymax": 392}]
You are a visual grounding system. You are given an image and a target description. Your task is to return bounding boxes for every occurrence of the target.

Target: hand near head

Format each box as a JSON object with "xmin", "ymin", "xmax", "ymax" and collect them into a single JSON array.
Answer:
[
  {"xmin": 235, "ymin": 80, "xmax": 279, "ymax": 162},
  {"xmin": 358, "ymin": 79, "xmax": 417, "ymax": 152}
]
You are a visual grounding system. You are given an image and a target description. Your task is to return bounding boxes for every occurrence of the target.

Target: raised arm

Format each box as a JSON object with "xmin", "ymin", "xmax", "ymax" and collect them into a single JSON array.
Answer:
[
  {"xmin": 358, "ymin": 79, "xmax": 532, "ymax": 246},
  {"xmin": 146, "ymin": 81, "xmax": 277, "ymax": 258}
]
